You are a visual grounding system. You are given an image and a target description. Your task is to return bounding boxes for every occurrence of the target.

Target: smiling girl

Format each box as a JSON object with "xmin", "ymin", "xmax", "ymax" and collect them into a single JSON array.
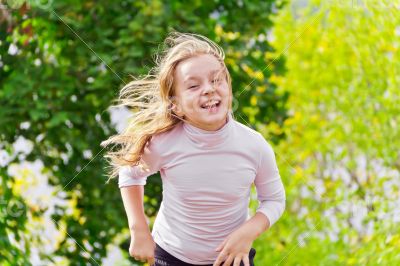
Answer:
[{"xmin": 102, "ymin": 32, "xmax": 286, "ymax": 266}]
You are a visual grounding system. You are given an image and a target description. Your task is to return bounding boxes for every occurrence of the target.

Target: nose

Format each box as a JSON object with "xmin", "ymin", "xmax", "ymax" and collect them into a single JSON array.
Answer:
[{"xmin": 202, "ymin": 82, "xmax": 216, "ymax": 95}]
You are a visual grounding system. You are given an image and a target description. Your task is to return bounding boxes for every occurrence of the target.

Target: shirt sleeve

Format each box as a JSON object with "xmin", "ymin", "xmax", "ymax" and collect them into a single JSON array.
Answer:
[
  {"xmin": 118, "ymin": 136, "xmax": 164, "ymax": 188},
  {"xmin": 254, "ymin": 133, "xmax": 286, "ymax": 228}
]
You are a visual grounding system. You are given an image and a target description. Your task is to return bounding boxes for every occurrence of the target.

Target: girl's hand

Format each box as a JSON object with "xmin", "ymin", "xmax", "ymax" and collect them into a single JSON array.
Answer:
[
  {"xmin": 213, "ymin": 225, "xmax": 254, "ymax": 266},
  {"xmin": 129, "ymin": 229, "xmax": 155, "ymax": 265}
]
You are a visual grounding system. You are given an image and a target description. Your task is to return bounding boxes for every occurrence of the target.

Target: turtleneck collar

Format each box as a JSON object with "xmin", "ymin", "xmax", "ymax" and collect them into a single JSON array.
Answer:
[{"xmin": 182, "ymin": 111, "xmax": 234, "ymax": 149}]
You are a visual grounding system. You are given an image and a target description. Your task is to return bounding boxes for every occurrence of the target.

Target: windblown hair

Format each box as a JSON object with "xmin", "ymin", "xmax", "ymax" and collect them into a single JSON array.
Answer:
[{"xmin": 101, "ymin": 31, "xmax": 233, "ymax": 182}]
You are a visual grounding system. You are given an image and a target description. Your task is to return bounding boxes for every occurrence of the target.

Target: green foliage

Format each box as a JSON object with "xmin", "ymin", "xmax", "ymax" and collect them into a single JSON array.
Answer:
[
  {"xmin": 0, "ymin": 0, "xmax": 286, "ymax": 264},
  {"xmin": 256, "ymin": 0, "xmax": 400, "ymax": 264}
]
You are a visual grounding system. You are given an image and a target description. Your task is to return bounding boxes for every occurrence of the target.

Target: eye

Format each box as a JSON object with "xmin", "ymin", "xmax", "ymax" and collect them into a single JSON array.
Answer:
[
  {"xmin": 212, "ymin": 77, "xmax": 222, "ymax": 84},
  {"xmin": 188, "ymin": 85, "xmax": 199, "ymax": 89}
]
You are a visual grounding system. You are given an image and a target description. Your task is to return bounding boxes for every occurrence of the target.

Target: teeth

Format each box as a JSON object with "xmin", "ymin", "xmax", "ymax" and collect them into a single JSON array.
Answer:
[{"xmin": 202, "ymin": 100, "xmax": 219, "ymax": 108}]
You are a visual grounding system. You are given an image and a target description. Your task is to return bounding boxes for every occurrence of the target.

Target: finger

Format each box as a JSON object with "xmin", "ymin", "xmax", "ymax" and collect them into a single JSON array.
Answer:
[
  {"xmin": 130, "ymin": 251, "xmax": 140, "ymax": 260},
  {"xmin": 136, "ymin": 256, "xmax": 144, "ymax": 262},
  {"xmin": 222, "ymin": 254, "xmax": 234, "ymax": 266},
  {"xmin": 148, "ymin": 256, "xmax": 155, "ymax": 265},
  {"xmin": 129, "ymin": 251, "xmax": 135, "ymax": 258},
  {"xmin": 213, "ymin": 252, "xmax": 227, "ymax": 266},
  {"xmin": 242, "ymin": 254, "xmax": 250, "ymax": 266},
  {"xmin": 213, "ymin": 255, "xmax": 223, "ymax": 266},
  {"xmin": 233, "ymin": 255, "xmax": 243, "ymax": 266}
]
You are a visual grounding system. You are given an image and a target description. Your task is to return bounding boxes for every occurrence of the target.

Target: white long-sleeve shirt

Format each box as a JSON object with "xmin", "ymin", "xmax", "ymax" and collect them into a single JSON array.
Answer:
[{"xmin": 119, "ymin": 111, "xmax": 286, "ymax": 264}]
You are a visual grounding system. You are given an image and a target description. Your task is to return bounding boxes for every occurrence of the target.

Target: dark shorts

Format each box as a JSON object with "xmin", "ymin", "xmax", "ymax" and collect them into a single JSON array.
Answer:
[{"xmin": 154, "ymin": 243, "xmax": 256, "ymax": 266}]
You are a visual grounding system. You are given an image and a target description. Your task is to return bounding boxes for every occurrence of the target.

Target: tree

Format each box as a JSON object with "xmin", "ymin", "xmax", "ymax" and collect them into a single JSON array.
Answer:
[
  {"xmin": 0, "ymin": 0, "xmax": 287, "ymax": 264},
  {"xmin": 258, "ymin": 0, "xmax": 400, "ymax": 264}
]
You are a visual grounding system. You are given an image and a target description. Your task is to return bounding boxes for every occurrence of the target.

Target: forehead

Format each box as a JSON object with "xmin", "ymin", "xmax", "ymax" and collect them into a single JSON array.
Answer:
[{"xmin": 174, "ymin": 54, "xmax": 223, "ymax": 83}]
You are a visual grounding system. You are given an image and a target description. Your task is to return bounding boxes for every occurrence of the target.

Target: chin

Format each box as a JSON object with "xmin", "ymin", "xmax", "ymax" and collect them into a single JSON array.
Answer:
[{"xmin": 201, "ymin": 108, "xmax": 227, "ymax": 122}]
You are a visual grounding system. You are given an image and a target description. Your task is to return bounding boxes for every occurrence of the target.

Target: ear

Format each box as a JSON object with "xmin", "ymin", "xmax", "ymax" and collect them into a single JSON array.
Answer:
[{"xmin": 170, "ymin": 102, "xmax": 184, "ymax": 117}]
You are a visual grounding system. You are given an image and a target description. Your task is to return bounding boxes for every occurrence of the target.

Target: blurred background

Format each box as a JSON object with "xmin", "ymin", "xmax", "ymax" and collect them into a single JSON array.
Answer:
[{"xmin": 1, "ymin": 0, "xmax": 399, "ymax": 265}]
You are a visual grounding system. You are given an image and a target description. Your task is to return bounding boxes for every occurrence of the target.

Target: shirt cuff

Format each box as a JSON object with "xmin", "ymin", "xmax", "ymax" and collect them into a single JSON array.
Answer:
[{"xmin": 256, "ymin": 200, "xmax": 286, "ymax": 228}]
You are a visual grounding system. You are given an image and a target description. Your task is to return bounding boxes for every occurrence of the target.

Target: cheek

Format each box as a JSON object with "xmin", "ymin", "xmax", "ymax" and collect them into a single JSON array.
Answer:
[
  {"xmin": 181, "ymin": 93, "xmax": 199, "ymax": 111},
  {"xmin": 219, "ymin": 83, "xmax": 231, "ymax": 99}
]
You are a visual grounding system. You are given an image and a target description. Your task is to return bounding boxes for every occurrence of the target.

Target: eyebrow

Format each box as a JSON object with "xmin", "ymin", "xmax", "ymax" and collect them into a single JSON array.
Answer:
[{"xmin": 183, "ymin": 68, "xmax": 224, "ymax": 84}]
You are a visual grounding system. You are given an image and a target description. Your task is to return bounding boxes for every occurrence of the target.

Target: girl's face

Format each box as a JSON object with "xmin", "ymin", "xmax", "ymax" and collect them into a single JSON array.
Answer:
[{"xmin": 172, "ymin": 54, "xmax": 231, "ymax": 131}]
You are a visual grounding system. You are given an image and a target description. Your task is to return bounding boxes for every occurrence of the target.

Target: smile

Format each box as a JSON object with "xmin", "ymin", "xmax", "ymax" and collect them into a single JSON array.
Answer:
[{"xmin": 201, "ymin": 100, "xmax": 221, "ymax": 109}]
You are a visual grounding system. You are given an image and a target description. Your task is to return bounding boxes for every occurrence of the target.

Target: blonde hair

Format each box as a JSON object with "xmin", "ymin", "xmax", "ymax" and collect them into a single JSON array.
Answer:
[{"xmin": 101, "ymin": 31, "xmax": 233, "ymax": 181}]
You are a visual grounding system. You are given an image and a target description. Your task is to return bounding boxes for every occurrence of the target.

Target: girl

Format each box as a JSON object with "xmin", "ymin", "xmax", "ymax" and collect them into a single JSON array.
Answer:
[{"xmin": 102, "ymin": 32, "xmax": 286, "ymax": 266}]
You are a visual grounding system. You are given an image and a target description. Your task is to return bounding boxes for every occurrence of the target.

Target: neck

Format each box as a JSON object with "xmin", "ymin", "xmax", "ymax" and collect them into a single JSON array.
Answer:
[
  {"xmin": 182, "ymin": 111, "xmax": 233, "ymax": 149},
  {"xmin": 187, "ymin": 116, "xmax": 228, "ymax": 131}
]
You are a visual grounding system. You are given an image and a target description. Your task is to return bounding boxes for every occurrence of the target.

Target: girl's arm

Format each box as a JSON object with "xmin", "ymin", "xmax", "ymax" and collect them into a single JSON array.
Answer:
[
  {"xmin": 120, "ymin": 185, "xmax": 155, "ymax": 265},
  {"xmin": 213, "ymin": 136, "xmax": 285, "ymax": 265},
  {"xmin": 117, "ymin": 136, "xmax": 166, "ymax": 265},
  {"xmin": 120, "ymin": 185, "xmax": 149, "ymax": 231},
  {"xmin": 253, "ymin": 134, "xmax": 286, "ymax": 229}
]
